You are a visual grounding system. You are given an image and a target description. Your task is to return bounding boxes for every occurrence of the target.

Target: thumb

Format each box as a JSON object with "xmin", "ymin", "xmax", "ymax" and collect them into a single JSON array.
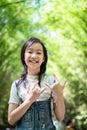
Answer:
[
  {"xmin": 40, "ymin": 87, "xmax": 46, "ymax": 94},
  {"xmin": 27, "ymin": 84, "xmax": 30, "ymax": 93},
  {"xmin": 62, "ymin": 80, "xmax": 67, "ymax": 89}
]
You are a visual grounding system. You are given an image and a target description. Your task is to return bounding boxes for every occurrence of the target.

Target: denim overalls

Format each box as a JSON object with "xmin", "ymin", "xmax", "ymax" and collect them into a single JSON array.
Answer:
[{"xmin": 15, "ymin": 98, "xmax": 56, "ymax": 130}]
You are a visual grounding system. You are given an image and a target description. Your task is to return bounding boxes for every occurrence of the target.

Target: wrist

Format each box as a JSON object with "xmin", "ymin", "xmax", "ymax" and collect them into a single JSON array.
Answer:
[
  {"xmin": 55, "ymin": 92, "xmax": 63, "ymax": 98},
  {"xmin": 54, "ymin": 93, "xmax": 64, "ymax": 102},
  {"xmin": 25, "ymin": 98, "xmax": 34, "ymax": 107}
]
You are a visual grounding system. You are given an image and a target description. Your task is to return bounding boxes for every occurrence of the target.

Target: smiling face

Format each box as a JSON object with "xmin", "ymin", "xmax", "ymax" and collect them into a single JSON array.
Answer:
[{"xmin": 24, "ymin": 42, "xmax": 45, "ymax": 75}]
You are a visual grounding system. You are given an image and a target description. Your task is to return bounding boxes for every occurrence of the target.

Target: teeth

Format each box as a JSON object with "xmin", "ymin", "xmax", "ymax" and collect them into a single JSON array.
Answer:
[{"xmin": 30, "ymin": 60, "xmax": 38, "ymax": 63}]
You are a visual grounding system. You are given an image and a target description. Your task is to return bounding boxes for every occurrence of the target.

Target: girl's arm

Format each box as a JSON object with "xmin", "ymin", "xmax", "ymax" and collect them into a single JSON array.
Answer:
[
  {"xmin": 45, "ymin": 76, "xmax": 66, "ymax": 121},
  {"xmin": 8, "ymin": 82, "xmax": 45, "ymax": 125},
  {"xmin": 53, "ymin": 91, "xmax": 65, "ymax": 121},
  {"xmin": 8, "ymin": 99, "xmax": 33, "ymax": 125}
]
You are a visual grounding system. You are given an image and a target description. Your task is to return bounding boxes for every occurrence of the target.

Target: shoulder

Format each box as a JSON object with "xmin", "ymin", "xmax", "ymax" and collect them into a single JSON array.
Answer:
[
  {"xmin": 11, "ymin": 79, "xmax": 20, "ymax": 89},
  {"xmin": 12, "ymin": 79, "xmax": 19, "ymax": 85}
]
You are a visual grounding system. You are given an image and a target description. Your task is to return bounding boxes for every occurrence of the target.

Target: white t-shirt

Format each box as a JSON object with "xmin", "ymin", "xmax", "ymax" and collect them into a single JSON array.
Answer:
[{"xmin": 9, "ymin": 74, "xmax": 56, "ymax": 104}]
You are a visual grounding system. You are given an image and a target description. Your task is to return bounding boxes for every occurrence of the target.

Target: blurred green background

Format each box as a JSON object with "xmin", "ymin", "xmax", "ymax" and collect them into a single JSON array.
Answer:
[{"xmin": 0, "ymin": 0, "xmax": 87, "ymax": 130}]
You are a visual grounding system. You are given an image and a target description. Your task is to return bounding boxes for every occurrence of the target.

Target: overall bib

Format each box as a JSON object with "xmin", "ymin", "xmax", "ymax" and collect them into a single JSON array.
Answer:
[{"xmin": 15, "ymin": 98, "xmax": 56, "ymax": 130}]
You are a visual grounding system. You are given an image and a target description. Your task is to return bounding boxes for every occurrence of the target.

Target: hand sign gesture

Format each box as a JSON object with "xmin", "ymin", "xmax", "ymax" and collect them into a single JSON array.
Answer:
[
  {"xmin": 45, "ymin": 75, "xmax": 67, "ymax": 97},
  {"xmin": 26, "ymin": 81, "xmax": 45, "ymax": 103},
  {"xmin": 45, "ymin": 75, "xmax": 67, "ymax": 121}
]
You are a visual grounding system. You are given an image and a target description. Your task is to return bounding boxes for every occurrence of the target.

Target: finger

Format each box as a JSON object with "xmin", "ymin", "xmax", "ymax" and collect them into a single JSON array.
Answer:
[
  {"xmin": 32, "ymin": 81, "xmax": 39, "ymax": 90},
  {"xmin": 40, "ymin": 87, "xmax": 46, "ymax": 94},
  {"xmin": 62, "ymin": 80, "xmax": 67, "ymax": 89},
  {"xmin": 34, "ymin": 87, "xmax": 40, "ymax": 93},
  {"xmin": 27, "ymin": 84, "xmax": 30, "ymax": 93},
  {"xmin": 44, "ymin": 83, "xmax": 51, "ymax": 89},
  {"xmin": 53, "ymin": 74, "xmax": 57, "ymax": 79}
]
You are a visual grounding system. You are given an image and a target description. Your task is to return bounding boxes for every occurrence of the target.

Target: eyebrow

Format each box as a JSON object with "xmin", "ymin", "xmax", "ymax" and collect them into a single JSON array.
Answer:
[{"xmin": 26, "ymin": 48, "xmax": 42, "ymax": 52}]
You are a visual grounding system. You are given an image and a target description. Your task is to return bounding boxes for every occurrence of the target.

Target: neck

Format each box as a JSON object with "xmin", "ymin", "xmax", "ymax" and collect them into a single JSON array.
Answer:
[{"xmin": 27, "ymin": 68, "xmax": 40, "ymax": 76}]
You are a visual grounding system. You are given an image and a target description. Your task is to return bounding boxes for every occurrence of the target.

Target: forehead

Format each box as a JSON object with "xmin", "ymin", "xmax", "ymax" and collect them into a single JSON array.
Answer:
[{"xmin": 26, "ymin": 42, "xmax": 43, "ymax": 51}]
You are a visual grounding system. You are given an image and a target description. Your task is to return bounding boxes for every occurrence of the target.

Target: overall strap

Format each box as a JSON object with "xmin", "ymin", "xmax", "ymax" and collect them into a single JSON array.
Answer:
[
  {"xmin": 15, "ymin": 81, "xmax": 23, "ymax": 103},
  {"xmin": 50, "ymin": 91, "xmax": 53, "ymax": 100}
]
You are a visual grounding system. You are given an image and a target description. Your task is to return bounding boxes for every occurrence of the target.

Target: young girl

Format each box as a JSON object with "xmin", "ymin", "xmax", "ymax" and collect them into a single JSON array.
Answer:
[{"xmin": 8, "ymin": 37, "xmax": 66, "ymax": 130}]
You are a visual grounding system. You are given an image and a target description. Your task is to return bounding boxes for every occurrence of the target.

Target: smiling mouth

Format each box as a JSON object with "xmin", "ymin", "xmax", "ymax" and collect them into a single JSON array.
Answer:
[{"xmin": 29, "ymin": 60, "xmax": 39, "ymax": 64}]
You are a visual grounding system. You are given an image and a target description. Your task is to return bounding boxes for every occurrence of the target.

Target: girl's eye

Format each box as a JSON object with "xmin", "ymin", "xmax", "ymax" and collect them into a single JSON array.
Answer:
[
  {"xmin": 28, "ymin": 51, "xmax": 32, "ymax": 53},
  {"xmin": 37, "ymin": 52, "xmax": 41, "ymax": 54},
  {"xmin": 37, "ymin": 51, "xmax": 42, "ymax": 54}
]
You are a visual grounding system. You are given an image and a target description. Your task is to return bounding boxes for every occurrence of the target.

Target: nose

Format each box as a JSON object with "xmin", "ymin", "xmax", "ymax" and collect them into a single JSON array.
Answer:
[{"xmin": 31, "ymin": 53, "xmax": 36, "ymax": 58}]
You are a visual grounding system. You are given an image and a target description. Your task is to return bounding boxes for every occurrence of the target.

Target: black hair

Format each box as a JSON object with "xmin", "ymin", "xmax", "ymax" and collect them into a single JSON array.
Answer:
[{"xmin": 19, "ymin": 37, "xmax": 48, "ymax": 85}]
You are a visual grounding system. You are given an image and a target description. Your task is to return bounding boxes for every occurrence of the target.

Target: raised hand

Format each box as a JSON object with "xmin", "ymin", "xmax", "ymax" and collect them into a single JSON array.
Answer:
[
  {"xmin": 26, "ymin": 81, "xmax": 45, "ymax": 103},
  {"xmin": 45, "ymin": 75, "xmax": 67, "ymax": 97}
]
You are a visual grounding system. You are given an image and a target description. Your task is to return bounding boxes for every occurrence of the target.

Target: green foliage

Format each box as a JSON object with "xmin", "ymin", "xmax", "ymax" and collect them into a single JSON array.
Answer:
[{"xmin": 0, "ymin": 0, "xmax": 87, "ymax": 129}]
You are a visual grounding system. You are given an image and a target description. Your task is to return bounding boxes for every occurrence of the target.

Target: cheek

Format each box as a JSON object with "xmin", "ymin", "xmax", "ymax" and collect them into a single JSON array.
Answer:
[
  {"xmin": 39, "ymin": 56, "xmax": 44, "ymax": 64},
  {"xmin": 40, "ymin": 59, "xmax": 44, "ymax": 65},
  {"xmin": 24, "ymin": 53, "xmax": 29, "ymax": 62}
]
